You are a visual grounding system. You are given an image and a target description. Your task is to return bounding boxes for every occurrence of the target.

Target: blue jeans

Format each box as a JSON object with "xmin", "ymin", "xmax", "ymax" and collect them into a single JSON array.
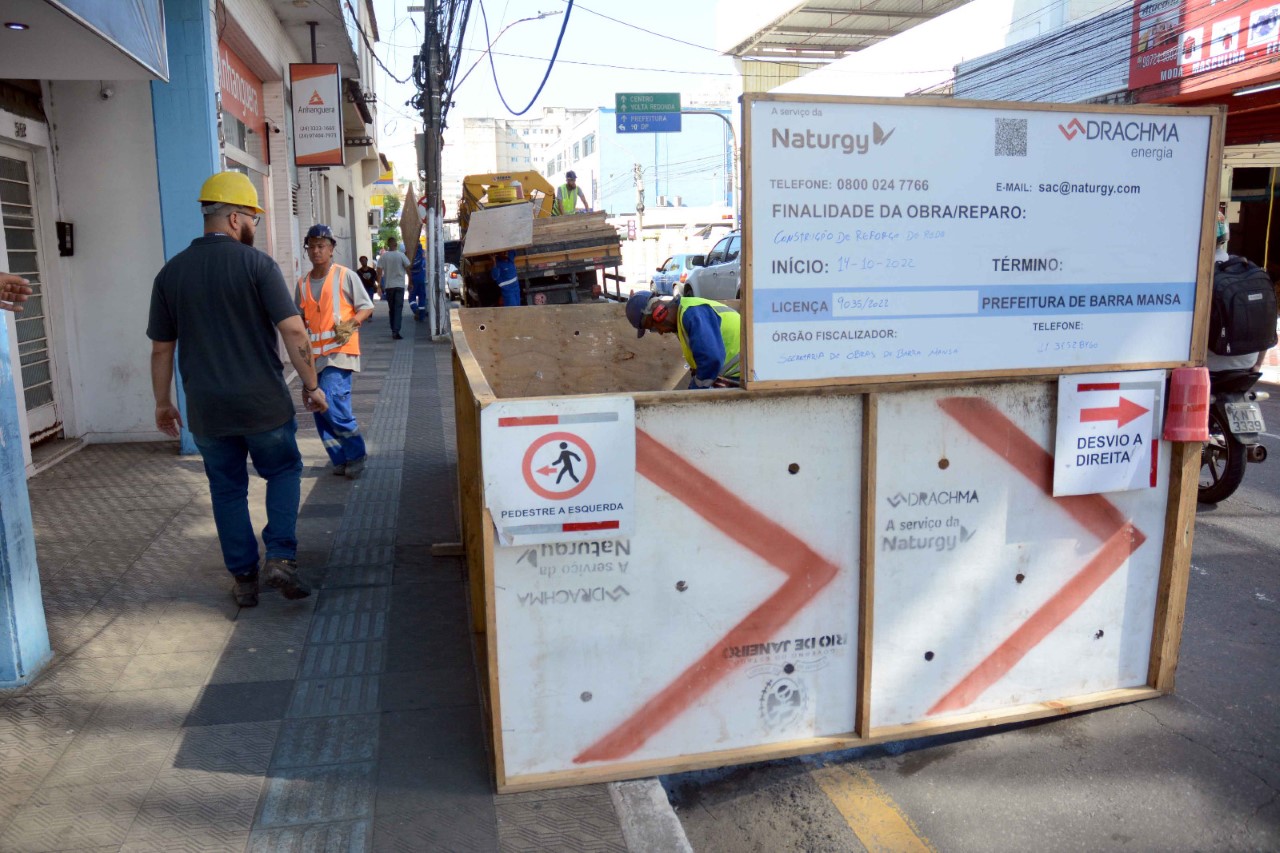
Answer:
[
  {"xmin": 314, "ymin": 366, "xmax": 367, "ymax": 467},
  {"xmin": 385, "ymin": 287, "xmax": 405, "ymax": 334},
  {"xmin": 194, "ymin": 419, "xmax": 303, "ymax": 576}
]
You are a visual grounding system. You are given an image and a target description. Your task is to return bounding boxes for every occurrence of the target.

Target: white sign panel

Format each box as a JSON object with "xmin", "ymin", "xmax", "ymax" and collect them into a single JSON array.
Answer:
[
  {"xmin": 482, "ymin": 397, "xmax": 635, "ymax": 545},
  {"xmin": 746, "ymin": 97, "xmax": 1214, "ymax": 384},
  {"xmin": 290, "ymin": 63, "xmax": 343, "ymax": 168},
  {"xmin": 1054, "ymin": 370, "xmax": 1165, "ymax": 496}
]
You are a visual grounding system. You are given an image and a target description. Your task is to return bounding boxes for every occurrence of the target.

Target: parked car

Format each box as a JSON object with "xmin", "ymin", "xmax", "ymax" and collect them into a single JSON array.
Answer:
[
  {"xmin": 683, "ymin": 231, "xmax": 741, "ymax": 300},
  {"xmin": 443, "ymin": 263, "xmax": 461, "ymax": 300},
  {"xmin": 651, "ymin": 253, "xmax": 699, "ymax": 296}
]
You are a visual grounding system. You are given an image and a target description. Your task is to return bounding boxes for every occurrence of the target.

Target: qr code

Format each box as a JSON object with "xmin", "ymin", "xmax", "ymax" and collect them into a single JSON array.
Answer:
[{"xmin": 995, "ymin": 118, "xmax": 1027, "ymax": 157}]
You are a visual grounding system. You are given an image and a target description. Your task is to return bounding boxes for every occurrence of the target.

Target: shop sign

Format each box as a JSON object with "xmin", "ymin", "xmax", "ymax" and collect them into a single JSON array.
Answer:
[
  {"xmin": 290, "ymin": 63, "xmax": 343, "ymax": 167},
  {"xmin": 1130, "ymin": 0, "xmax": 1280, "ymax": 97}
]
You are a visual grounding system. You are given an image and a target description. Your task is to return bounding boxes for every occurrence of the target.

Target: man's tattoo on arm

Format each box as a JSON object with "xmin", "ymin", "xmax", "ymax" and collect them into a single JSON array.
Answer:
[{"xmin": 296, "ymin": 344, "xmax": 312, "ymax": 365}]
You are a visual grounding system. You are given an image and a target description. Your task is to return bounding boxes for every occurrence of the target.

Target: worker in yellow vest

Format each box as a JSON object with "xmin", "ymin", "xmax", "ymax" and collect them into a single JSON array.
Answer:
[
  {"xmin": 626, "ymin": 291, "xmax": 741, "ymax": 388},
  {"xmin": 553, "ymin": 170, "xmax": 590, "ymax": 215},
  {"xmin": 296, "ymin": 224, "xmax": 376, "ymax": 477}
]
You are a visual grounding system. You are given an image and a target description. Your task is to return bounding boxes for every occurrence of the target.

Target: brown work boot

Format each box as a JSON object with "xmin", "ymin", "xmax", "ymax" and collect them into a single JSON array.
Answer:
[
  {"xmin": 262, "ymin": 558, "xmax": 311, "ymax": 600},
  {"xmin": 232, "ymin": 572, "xmax": 259, "ymax": 608}
]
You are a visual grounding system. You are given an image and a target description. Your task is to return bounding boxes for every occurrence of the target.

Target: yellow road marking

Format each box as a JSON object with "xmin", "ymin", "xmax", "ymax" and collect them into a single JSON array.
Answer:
[{"xmin": 811, "ymin": 764, "xmax": 935, "ymax": 853}]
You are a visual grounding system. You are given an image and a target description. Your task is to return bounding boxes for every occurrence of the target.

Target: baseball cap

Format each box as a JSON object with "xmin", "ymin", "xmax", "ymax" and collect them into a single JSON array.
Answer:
[{"xmin": 566, "ymin": 170, "xmax": 577, "ymax": 180}]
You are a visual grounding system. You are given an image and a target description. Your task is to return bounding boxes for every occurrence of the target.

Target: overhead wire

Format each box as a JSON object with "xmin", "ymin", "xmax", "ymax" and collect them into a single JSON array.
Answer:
[{"xmin": 476, "ymin": 0, "xmax": 575, "ymax": 116}]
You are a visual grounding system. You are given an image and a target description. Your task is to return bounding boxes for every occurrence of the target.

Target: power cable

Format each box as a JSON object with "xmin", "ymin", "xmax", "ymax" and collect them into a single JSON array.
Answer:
[
  {"xmin": 477, "ymin": 0, "xmax": 575, "ymax": 116},
  {"xmin": 550, "ymin": 0, "xmax": 719, "ymax": 53}
]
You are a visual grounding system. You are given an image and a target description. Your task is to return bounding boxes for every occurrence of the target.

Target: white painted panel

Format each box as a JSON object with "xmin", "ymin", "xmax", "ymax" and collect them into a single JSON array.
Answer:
[
  {"xmin": 495, "ymin": 394, "xmax": 861, "ymax": 778},
  {"xmin": 871, "ymin": 382, "xmax": 1169, "ymax": 728}
]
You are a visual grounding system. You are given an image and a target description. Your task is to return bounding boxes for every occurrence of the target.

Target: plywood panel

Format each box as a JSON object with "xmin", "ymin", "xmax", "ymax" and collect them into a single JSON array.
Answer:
[
  {"xmin": 869, "ymin": 381, "xmax": 1171, "ymax": 729},
  {"xmin": 493, "ymin": 394, "xmax": 862, "ymax": 780},
  {"xmin": 463, "ymin": 203, "xmax": 535, "ymax": 256}
]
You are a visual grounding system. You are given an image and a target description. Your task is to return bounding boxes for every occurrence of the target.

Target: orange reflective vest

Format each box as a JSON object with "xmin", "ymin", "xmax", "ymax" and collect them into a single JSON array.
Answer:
[{"xmin": 297, "ymin": 264, "xmax": 361, "ymax": 358}]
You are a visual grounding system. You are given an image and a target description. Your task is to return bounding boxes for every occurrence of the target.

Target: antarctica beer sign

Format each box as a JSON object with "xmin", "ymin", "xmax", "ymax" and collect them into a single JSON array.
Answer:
[
  {"xmin": 482, "ymin": 398, "xmax": 636, "ymax": 546},
  {"xmin": 742, "ymin": 95, "xmax": 1219, "ymax": 387}
]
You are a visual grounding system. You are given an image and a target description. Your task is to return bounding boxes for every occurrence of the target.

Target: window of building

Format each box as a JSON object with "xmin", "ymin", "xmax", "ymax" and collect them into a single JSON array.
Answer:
[
  {"xmin": 573, "ymin": 142, "xmax": 580, "ymax": 160},
  {"xmin": 583, "ymin": 133, "xmax": 595, "ymax": 156}
]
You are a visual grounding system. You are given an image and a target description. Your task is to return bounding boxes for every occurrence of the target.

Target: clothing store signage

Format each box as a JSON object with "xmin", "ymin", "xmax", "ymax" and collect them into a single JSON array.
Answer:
[{"xmin": 290, "ymin": 64, "xmax": 343, "ymax": 168}]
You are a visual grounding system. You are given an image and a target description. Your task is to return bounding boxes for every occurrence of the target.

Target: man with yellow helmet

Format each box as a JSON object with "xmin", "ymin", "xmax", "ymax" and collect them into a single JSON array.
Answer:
[{"xmin": 147, "ymin": 171, "xmax": 327, "ymax": 607}]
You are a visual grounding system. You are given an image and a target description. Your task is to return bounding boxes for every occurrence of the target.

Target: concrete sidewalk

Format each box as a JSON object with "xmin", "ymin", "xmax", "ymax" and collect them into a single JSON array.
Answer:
[{"xmin": 0, "ymin": 313, "xmax": 629, "ymax": 852}]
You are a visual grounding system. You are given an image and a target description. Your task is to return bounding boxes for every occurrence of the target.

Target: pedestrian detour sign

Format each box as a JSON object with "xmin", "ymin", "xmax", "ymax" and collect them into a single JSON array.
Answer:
[
  {"xmin": 482, "ymin": 398, "xmax": 636, "ymax": 545},
  {"xmin": 1053, "ymin": 369, "xmax": 1164, "ymax": 496}
]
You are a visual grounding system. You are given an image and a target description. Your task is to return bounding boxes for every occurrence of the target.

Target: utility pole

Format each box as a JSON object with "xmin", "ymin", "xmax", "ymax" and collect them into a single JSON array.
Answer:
[{"xmin": 411, "ymin": 3, "xmax": 447, "ymax": 338}]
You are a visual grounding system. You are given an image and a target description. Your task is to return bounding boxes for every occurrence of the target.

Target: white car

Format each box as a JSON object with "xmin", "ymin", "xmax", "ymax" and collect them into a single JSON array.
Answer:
[{"xmin": 682, "ymin": 232, "xmax": 741, "ymax": 300}]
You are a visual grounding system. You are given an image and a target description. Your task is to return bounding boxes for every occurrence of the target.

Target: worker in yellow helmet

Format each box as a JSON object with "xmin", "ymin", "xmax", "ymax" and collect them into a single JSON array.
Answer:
[{"xmin": 147, "ymin": 171, "xmax": 326, "ymax": 607}]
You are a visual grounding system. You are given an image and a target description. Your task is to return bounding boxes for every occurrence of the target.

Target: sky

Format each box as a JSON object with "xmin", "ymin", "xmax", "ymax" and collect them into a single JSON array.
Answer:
[{"xmin": 368, "ymin": 0, "xmax": 755, "ymax": 180}]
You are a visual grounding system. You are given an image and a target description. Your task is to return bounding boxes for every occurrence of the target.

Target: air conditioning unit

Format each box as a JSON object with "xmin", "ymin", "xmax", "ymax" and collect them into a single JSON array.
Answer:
[{"xmin": 368, "ymin": 209, "xmax": 383, "ymax": 228}]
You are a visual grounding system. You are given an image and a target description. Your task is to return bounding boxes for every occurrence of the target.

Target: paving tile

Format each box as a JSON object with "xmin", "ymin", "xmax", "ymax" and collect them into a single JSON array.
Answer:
[
  {"xmin": 0, "ymin": 735, "xmax": 67, "ymax": 796},
  {"xmin": 378, "ymin": 667, "xmax": 479, "ymax": 712},
  {"xmin": 0, "ymin": 787, "xmax": 35, "ymax": 837},
  {"xmin": 256, "ymin": 762, "xmax": 376, "ymax": 828},
  {"xmin": 300, "ymin": 642, "xmax": 385, "ymax": 679},
  {"xmin": 184, "ymin": 681, "xmax": 295, "ymax": 727},
  {"xmin": 0, "ymin": 691, "xmax": 105, "ymax": 738},
  {"xmin": 308, "ymin": 612, "xmax": 387, "ymax": 644},
  {"xmin": 495, "ymin": 788, "xmax": 627, "ymax": 853},
  {"xmin": 207, "ymin": 646, "xmax": 302, "ymax": 684},
  {"xmin": 249, "ymin": 819, "xmax": 370, "ymax": 852},
  {"xmin": 287, "ymin": 676, "xmax": 381, "ymax": 718},
  {"xmin": 0, "ymin": 777, "xmax": 152, "ymax": 852},
  {"xmin": 88, "ymin": 686, "xmax": 202, "ymax": 732},
  {"xmin": 43, "ymin": 726, "xmax": 184, "ymax": 786},
  {"xmin": 166, "ymin": 720, "xmax": 281, "ymax": 774},
  {"xmin": 127, "ymin": 769, "xmax": 266, "ymax": 836},
  {"xmin": 120, "ymin": 826, "xmax": 251, "ymax": 852},
  {"xmin": 315, "ymin": 588, "xmax": 390, "ymax": 614},
  {"xmin": 272, "ymin": 714, "xmax": 379, "ymax": 768},
  {"xmin": 24, "ymin": 654, "xmax": 132, "ymax": 694},
  {"xmin": 113, "ymin": 651, "xmax": 222, "ymax": 692}
]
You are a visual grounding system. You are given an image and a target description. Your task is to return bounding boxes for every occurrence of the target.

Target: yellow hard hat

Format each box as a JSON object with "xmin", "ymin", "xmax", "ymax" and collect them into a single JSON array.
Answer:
[{"xmin": 198, "ymin": 171, "xmax": 264, "ymax": 214}]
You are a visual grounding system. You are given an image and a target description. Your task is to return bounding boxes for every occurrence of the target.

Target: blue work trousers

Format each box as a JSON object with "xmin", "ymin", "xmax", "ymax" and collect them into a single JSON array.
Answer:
[
  {"xmin": 194, "ymin": 419, "xmax": 303, "ymax": 576},
  {"xmin": 314, "ymin": 366, "xmax": 367, "ymax": 467},
  {"xmin": 409, "ymin": 280, "xmax": 427, "ymax": 321}
]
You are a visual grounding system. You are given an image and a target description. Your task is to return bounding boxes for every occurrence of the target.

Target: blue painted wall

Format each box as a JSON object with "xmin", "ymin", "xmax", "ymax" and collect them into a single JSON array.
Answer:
[
  {"xmin": 151, "ymin": 0, "xmax": 221, "ymax": 456},
  {"xmin": 597, "ymin": 108, "xmax": 734, "ymax": 215},
  {"xmin": 0, "ymin": 318, "xmax": 51, "ymax": 686}
]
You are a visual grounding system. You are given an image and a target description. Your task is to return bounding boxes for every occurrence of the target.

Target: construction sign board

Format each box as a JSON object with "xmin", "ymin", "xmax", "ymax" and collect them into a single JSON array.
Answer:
[
  {"xmin": 871, "ymin": 383, "xmax": 1169, "ymax": 728},
  {"xmin": 742, "ymin": 94, "xmax": 1220, "ymax": 388},
  {"xmin": 289, "ymin": 64, "xmax": 343, "ymax": 168},
  {"xmin": 493, "ymin": 395, "xmax": 861, "ymax": 778},
  {"xmin": 482, "ymin": 398, "xmax": 635, "ymax": 545},
  {"xmin": 1054, "ymin": 369, "xmax": 1166, "ymax": 496}
]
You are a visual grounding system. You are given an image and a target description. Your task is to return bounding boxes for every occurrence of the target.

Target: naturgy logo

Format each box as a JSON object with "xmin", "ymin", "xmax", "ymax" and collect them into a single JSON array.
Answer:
[
  {"xmin": 772, "ymin": 122, "xmax": 895, "ymax": 156},
  {"xmin": 1058, "ymin": 117, "xmax": 1180, "ymax": 143}
]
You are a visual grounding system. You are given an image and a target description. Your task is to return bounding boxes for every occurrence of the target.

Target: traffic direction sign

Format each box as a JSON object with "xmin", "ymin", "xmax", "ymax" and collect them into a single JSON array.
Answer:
[
  {"xmin": 615, "ymin": 92, "xmax": 680, "ymax": 113},
  {"xmin": 616, "ymin": 112, "xmax": 682, "ymax": 134}
]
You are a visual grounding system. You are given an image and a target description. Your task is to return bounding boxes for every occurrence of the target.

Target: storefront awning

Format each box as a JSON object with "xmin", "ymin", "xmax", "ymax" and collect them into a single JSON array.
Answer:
[{"xmin": 0, "ymin": 0, "xmax": 168, "ymax": 81}]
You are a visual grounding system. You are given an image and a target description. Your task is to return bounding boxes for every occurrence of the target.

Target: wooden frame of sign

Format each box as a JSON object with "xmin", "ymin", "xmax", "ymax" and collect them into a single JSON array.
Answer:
[{"xmin": 739, "ymin": 94, "xmax": 1225, "ymax": 391}]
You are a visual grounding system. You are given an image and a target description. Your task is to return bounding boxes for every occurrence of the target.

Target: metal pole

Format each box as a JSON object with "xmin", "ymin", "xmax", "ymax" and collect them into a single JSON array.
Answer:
[
  {"xmin": 307, "ymin": 21, "xmax": 318, "ymax": 63},
  {"xmin": 680, "ymin": 109, "xmax": 739, "ymax": 230}
]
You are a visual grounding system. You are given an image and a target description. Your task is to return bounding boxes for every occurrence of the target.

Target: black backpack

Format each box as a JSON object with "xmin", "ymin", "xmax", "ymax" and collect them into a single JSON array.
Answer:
[{"xmin": 1209, "ymin": 256, "xmax": 1278, "ymax": 356}]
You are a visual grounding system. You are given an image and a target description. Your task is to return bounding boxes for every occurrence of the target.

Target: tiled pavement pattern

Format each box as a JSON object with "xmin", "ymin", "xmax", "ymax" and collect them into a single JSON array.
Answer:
[{"xmin": 0, "ymin": 312, "xmax": 628, "ymax": 852}]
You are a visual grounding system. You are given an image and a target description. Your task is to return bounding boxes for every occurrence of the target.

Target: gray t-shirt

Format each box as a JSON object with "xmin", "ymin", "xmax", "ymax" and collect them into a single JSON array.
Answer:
[
  {"xmin": 377, "ymin": 249, "xmax": 410, "ymax": 290},
  {"xmin": 147, "ymin": 234, "xmax": 298, "ymax": 437},
  {"xmin": 297, "ymin": 265, "xmax": 375, "ymax": 373}
]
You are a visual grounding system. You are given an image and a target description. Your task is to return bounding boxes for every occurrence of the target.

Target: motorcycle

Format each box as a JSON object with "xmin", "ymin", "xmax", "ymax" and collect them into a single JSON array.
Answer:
[{"xmin": 1199, "ymin": 369, "xmax": 1270, "ymax": 503}]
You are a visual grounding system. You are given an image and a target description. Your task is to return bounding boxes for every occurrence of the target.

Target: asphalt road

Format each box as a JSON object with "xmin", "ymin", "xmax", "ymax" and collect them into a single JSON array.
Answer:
[{"xmin": 664, "ymin": 384, "xmax": 1280, "ymax": 853}]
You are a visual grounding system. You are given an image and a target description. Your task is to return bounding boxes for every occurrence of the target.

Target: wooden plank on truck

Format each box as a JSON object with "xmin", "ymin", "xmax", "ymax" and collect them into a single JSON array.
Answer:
[{"xmin": 464, "ymin": 204, "xmax": 535, "ymax": 257}]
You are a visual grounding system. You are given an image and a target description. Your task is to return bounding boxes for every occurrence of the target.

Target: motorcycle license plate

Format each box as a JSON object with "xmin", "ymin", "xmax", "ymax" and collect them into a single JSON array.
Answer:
[{"xmin": 1225, "ymin": 402, "xmax": 1265, "ymax": 435}]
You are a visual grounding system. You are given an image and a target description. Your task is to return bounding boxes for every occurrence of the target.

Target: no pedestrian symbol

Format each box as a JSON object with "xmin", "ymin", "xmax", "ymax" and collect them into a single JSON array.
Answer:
[
  {"xmin": 481, "ymin": 398, "xmax": 636, "ymax": 545},
  {"xmin": 522, "ymin": 432, "xmax": 596, "ymax": 500}
]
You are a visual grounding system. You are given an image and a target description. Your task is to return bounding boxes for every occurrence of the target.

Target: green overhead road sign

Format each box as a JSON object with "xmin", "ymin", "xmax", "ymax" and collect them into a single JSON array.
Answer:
[{"xmin": 615, "ymin": 92, "xmax": 681, "ymax": 113}]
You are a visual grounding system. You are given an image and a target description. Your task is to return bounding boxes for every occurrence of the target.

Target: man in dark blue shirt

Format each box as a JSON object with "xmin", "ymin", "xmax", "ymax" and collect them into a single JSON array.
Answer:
[{"xmin": 147, "ymin": 171, "xmax": 328, "ymax": 607}]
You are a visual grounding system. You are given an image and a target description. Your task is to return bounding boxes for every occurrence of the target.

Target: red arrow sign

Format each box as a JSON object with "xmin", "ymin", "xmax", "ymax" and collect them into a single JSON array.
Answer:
[
  {"xmin": 536, "ymin": 465, "xmax": 556, "ymax": 476},
  {"xmin": 1080, "ymin": 396, "xmax": 1149, "ymax": 428}
]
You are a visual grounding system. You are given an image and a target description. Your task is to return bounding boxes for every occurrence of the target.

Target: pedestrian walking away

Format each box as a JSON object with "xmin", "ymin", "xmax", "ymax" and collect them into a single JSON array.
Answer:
[
  {"xmin": 626, "ymin": 290, "xmax": 742, "ymax": 388},
  {"xmin": 356, "ymin": 254, "xmax": 380, "ymax": 301},
  {"xmin": 147, "ymin": 171, "xmax": 326, "ymax": 607},
  {"xmin": 297, "ymin": 224, "xmax": 375, "ymax": 478},
  {"xmin": 408, "ymin": 245, "xmax": 428, "ymax": 322},
  {"xmin": 376, "ymin": 236, "xmax": 411, "ymax": 338}
]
